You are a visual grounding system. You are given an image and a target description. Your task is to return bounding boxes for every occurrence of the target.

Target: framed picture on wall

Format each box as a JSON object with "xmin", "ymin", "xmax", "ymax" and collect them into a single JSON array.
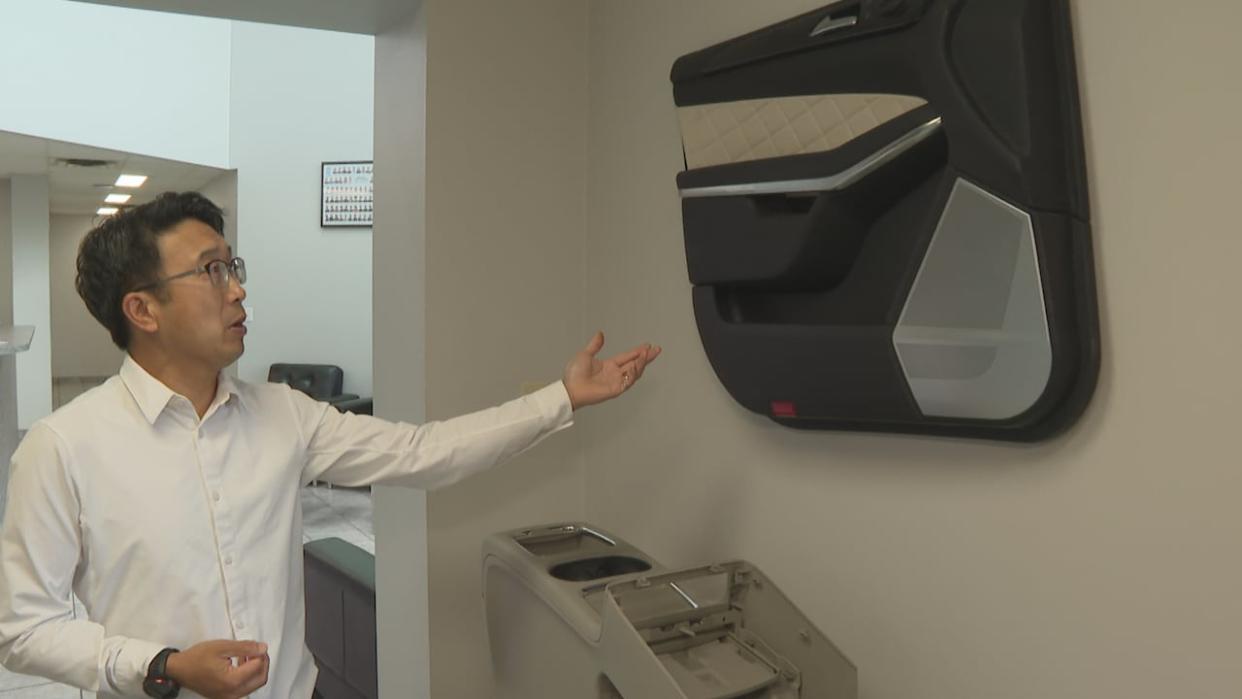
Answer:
[{"xmin": 321, "ymin": 161, "xmax": 373, "ymax": 228}]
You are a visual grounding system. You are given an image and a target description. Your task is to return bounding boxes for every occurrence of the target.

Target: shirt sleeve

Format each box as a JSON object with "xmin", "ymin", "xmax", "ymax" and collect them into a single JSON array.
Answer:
[
  {"xmin": 295, "ymin": 381, "xmax": 575, "ymax": 489},
  {"xmin": 0, "ymin": 424, "xmax": 167, "ymax": 696}
]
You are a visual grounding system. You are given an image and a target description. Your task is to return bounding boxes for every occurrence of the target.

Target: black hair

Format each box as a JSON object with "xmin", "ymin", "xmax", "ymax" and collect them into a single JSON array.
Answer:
[{"xmin": 75, "ymin": 191, "xmax": 225, "ymax": 349}]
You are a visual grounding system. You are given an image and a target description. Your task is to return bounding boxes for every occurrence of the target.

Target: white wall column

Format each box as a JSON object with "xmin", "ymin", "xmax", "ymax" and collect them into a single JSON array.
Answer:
[
  {"xmin": 10, "ymin": 175, "xmax": 51, "ymax": 429},
  {"xmin": 373, "ymin": 6, "xmax": 430, "ymax": 697},
  {"xmin": 0, "ymin": 179, "xmax": 17, "ymax": 508}
]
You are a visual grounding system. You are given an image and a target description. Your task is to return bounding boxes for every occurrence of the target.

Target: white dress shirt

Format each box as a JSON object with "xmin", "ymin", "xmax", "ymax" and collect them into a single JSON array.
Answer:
[{"xmin": 0, "ymin": 355, "xmax": 573, "ymax": 698}]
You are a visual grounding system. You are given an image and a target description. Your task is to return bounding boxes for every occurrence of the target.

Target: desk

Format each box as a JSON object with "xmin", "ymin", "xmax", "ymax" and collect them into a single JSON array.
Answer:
[{"xmin": 0, "ymin": 326, "xmax": 35, "ymax": 355}]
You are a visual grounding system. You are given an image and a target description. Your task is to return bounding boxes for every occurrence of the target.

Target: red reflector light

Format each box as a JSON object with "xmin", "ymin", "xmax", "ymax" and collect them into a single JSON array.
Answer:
[{"xmin": 770, "ymin": 401, "xmax": 797, "ymax": 418}]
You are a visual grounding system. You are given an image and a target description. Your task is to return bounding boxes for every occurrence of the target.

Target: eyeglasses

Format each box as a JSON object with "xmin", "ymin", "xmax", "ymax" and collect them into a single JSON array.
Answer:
[{"xmin": 133, "ymin": 257, "xmax": 247, "ymax": 292}]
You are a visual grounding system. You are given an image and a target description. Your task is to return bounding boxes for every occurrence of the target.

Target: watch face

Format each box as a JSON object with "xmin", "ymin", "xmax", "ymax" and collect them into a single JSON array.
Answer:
[
  {"xmin": 144, "ymin": 648, "xmax": 180, "ymax": 698},
  {"xmin": 143, "ymin": 677, "xmax": 178, "ymax": 698}
]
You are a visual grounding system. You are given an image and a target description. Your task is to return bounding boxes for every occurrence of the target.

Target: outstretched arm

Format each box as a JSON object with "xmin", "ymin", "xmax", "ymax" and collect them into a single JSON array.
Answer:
[{"xmin": 300, "ymin": 331, "xmax": 661, "ymax": 489}]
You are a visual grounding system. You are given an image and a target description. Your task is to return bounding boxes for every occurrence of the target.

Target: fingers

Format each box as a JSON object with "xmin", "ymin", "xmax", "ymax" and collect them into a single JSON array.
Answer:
[
  {"xmin": 583, "ymin": 330, "xmax": 605, "ymax": 357},
  {"xmin": 233, "ymin": 655, "xmax": 265, "ymax": 682},
  {"xmin": 215, "ymin": 640, "xmax": 267, "ymax": 659},
  {"xmin": 607, "ymin": 347, "xmax": 644, "ymax": 367},
  {"xmin": 596, "ymin": 335, "xmax": 663, "ymax": 367},
  {"xmin": 640, "ymin": 345, "xmax": 661, "ymax": 382},
  {"xmin": 568, "ymin": 334, "xmax": 661, "ymax": 405},
  {"xmin": 618, "ymin": 361, "xmax": 634, "ymax": 390},
  {"xmin": 176, "ymin": 639, "xmax": 271, "ymax": 699},
  {"xmin": 209, "ymin": 640, "xmax": 268, "ymax": 696},
  {"xmin": 628, "ymin": 355, "xmax": 645, "ymax": 388},
  {"xmin": 607, "ymin": 341, "xmax": 661, "ymax": 367},
  {"xmin": 235, "ymin": 654, "xmax": 271, "ymax": 695},
  {"xmin": 616, "ymin": 343, "xmax": 661, "ymax": 392},
  {"xmin": 628, "ymin": 344, "xmax": 658, "ymax": 383}
]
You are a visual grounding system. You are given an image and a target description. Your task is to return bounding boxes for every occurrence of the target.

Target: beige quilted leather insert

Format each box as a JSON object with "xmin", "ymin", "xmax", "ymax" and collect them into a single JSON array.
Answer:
[{"xmin": 678, "ymin": 94, "xmax": 928, "ymax": 169}]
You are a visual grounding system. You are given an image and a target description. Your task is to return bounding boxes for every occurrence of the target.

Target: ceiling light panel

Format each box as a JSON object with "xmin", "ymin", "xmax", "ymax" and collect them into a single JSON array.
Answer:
[{"xmin": 114, "ymin": 174, "xmax": 148, "ymax": 188}]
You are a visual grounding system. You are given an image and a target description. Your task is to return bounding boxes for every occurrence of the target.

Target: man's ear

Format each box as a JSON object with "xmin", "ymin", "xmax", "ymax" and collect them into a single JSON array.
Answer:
[{"xmin": 121, "ymin": 290, "xmax": 161, "ymax": 337}]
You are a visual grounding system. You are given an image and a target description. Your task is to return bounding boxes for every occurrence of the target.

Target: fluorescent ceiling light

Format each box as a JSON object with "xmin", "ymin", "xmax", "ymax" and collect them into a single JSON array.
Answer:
[
  {"xmin": 104, "ymin": 193, "xmax": 132, "ymax": 204},
  {"xmin": 97, "ymin": 207, "xmax": 119, "ymax": 216},
  {"xmin": 114, "ymin": 174, "xmax": 148, "ymax": 188}
]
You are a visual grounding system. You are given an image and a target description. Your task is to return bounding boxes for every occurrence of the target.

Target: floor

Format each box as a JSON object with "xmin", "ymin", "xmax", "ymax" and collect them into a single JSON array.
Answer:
[
  {"xmin": 0, "ymin": 484, "xmax": 374, "ymax": 695},
  {"xmin": 300, "ymin": 483, "xmax": 376, "ymax": 554}
]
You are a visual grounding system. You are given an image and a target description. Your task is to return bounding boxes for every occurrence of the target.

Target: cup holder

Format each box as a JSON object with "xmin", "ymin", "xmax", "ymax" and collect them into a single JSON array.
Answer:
[{"xmin": 549, "ymin": 555, "xmax": 651, "ymax": 582}]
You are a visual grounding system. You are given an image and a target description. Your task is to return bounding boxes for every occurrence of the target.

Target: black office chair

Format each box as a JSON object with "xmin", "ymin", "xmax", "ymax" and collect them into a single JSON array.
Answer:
[{"xmin": 268, "ymin": 363, "xmax": 373, "ymax": 415}]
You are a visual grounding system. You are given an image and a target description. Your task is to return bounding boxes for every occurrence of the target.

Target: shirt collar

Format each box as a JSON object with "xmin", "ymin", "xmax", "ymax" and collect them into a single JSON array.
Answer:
[
  {"xmin": 120, "ymin": 354, "xmax": 243, "ymax": 425},
  {"xmin": 215, "ymin": 371, "xmax": 246, "ymax": 414}
]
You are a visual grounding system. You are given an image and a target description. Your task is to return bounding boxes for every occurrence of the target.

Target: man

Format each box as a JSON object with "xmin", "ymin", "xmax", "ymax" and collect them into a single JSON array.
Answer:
[{"xmin": 0, "ymin": 192, "xmax": 660, "ymax": 698}]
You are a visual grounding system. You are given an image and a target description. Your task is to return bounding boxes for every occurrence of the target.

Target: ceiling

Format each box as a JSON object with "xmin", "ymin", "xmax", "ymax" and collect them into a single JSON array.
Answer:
[
  {"xmin": 67, "ymin": 0, "xmax": 417, "ymax": 35},
  {"xmin": 0, "ymin": 130, "xmax": 228, "ymax": 216},
  {"xmin": 5, "ymin": 0, "xmax": 398, "ymax": 214}
]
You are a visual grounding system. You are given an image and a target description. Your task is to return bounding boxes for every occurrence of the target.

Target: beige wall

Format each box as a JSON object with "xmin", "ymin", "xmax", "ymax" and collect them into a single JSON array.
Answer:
[
  {"xmin": 417, "ymin": 1, "xmax": 590, "ymax": 696},
  {"xmin": 380, "ymin": 0, "xmax": 1242, "ymax": 696},
  {"xmin": 580, "ymin": 1, "xmax": 1242, "ymax": 698},
  {"xmin": 49, "ymin": 214, "xmax": 125, "ymax": 379}
]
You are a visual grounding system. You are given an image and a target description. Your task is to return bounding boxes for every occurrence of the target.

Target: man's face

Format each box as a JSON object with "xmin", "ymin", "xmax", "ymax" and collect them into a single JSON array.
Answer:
[{"xmin": 149, "ymin": 219, "xmax": 247, "ymax": 371}]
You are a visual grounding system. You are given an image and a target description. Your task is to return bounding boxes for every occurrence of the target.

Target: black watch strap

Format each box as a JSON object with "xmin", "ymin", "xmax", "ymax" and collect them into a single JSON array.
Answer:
[{"xmin": 143, "ymin": 647, "xmax": 181, "ymax": 698}]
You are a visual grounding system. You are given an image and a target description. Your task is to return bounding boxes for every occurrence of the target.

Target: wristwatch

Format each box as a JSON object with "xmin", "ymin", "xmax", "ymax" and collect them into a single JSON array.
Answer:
[{"xmin": 143, "ymin": 647, "xmax": 181, "ymax": 698}]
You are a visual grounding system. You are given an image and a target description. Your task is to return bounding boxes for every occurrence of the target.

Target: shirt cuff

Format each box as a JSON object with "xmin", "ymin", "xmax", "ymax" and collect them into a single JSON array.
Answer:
[
  {"xmin": 105, "ymin": 637, "xmax": 166, "ymax": 697},
  {"xmin": 528, "ymin": 381, "xmax": 575, "ymax": 432}
]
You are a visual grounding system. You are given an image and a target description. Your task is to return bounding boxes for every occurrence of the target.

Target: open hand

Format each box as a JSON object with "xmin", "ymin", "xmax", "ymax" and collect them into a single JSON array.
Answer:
[
  {"xmin": 562, "ymin": 331, "xmax": 661, "ymax": 410},
  {"xmin": 165, "ymin": 640, "xmax": 270, "ymax": 699}
]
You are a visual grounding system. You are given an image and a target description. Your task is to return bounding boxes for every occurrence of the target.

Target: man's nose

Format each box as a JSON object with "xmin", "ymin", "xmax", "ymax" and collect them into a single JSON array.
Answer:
[{"xmin": 227, "ymin": 275, "xmax": 246, "ymax": 302}]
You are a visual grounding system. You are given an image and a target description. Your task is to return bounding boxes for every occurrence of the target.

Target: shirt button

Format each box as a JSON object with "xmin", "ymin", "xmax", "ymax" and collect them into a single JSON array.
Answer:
[
  {"xmin": 236, "ymin": 620, "xmax": 245, "ymax": 630},
  {"xmin": 224, "ymin": 556, "xmax": 233, "ymax": 566},
  {"xmin": 213, "ymin": 492, "xmax": 222, "ymax": 502}
]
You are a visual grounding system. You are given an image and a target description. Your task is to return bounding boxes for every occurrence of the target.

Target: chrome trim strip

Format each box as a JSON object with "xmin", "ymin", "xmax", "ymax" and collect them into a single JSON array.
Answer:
[
  {"xmin": 679, "ymin": 116, "xmax": 942, "ymax": 199},
  {"xmin": 578, "ymin": 526, "xmax": 617, "ymax": 547},
  {"xmin": 668, "ymin": 582, "xmax": 700, "ymax": 609},
  {"xmin": 811, "ymin": 14, "xmax": 858, "ymax": 37}
]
